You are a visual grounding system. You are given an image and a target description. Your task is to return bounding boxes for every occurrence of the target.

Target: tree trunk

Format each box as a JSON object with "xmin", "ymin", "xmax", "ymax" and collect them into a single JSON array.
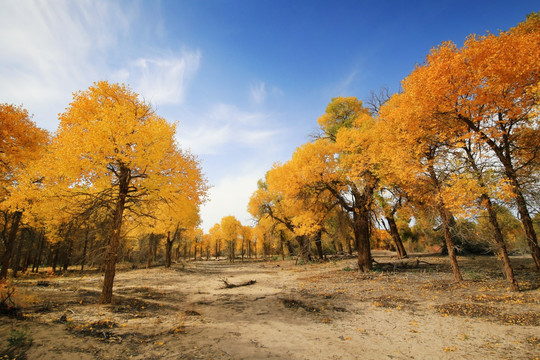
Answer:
[
  {"xmin": 147, "ymin": 234, "xmax": 154, "ymax": 269},
  {"xmin": 386, "ymin": 216, "xmax": 407, "ymax": 258},
  {"xmin": 165, "ymin": 231, "xmax": 173, "ymax": 268},
  {"xmin": 33, "ymin": 231, "xmax": 45, "ymax": 273},
  {"xmin": 51, "ymin": 246, "xmax": 59, "ymax": 273},
  {"xmin": 279, "ymin": 231, "xmax": 286, "ymax": 260},
  {"xmin": 0, "ymin": 211, "xmax": 22, "ymax": 280},
  {"xmin": 439, "ymin": 205, "xmax": 463, "ymax": 281},
  {"xmin": 11, "ymin": 229, "xmax": 24, "ymax": 278},
  {"xmin": 286, "ymin": 240, "xmax": 294, "ymax": 257},
  {"xmin": 100, "ymin": 165, "xmax": 129, "ymax": 304},
  {"xmin": 506, "ymin": 174, "xmax": 540, "ymax": 271},
  {"xmin": 63, "ymin": 239, "xmax": 73, "ymax": 272},
  {"xmin": 346, "ymin": 236, "xmax": 353, "ymax": 255},
  {"xmin": 80, "ymin": 228, "xmax": 89, "ymax": 272},
  {"xmin": 463, "ymin": 146, "xmax": 518, "ymax": 290},
  {"xmin": 354, "ymin": 210, "xmax": 372, "ymax": 272},
  {"xmin": 427, "ymin": 163, "xmax": 462, "ymax": 281},
  {"xmin": 314, "ymin": 230, "xmax": 324, "ymax": 260},
  {"xmin": 482, "ymin": 194, "xmax": 519, "ymax": 291},
  {"xmin": 241, "ymin": 238, "xmax": 245, "ymax": 262},
  {"xmin": 296, "ymin": 235, "xmax": 311, "ymax": 263}
]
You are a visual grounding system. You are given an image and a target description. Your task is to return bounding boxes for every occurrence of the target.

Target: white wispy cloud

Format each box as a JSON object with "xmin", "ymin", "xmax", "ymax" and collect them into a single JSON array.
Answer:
[
  {"xmin": 0, "ymin": 1, "xmax": 200, "ymax": 130},
  {"xmin": 0, "ymin": 0, "xmax": 133, "ymax": 129},
  {"xmin": 176, "ymin": 103, "xmax": 281, "ymax": 155},
  {"xmin": 250, "ymin": 82, "xmax": 267, "ymax": 104},
  {"xmin": 131, "ymin": 50, "xmax": 201, "ymax": 105}
]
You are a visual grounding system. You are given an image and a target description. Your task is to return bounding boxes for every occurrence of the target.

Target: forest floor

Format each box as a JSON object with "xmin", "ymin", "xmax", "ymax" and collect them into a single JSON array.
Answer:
[{"xmin": 1, "ymin": 251, "xmax": 539, "ymax": 360}]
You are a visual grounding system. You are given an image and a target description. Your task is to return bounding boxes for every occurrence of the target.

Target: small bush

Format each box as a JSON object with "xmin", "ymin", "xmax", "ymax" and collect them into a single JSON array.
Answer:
[{"xmin": 8, "ymin": 327, "xmax": 29, "ymax": 347}]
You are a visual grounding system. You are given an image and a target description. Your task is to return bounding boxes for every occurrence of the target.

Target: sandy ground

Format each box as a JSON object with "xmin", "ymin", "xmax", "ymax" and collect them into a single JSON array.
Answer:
[{"xmin": 1, "ymin": 252, "xmax": 539, "ymax": 359}]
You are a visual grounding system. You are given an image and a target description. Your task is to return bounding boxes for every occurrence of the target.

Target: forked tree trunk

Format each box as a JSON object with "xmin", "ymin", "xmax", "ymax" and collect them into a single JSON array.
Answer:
[
  {"xmin": 428, "ymin": 163, "xmax": 462, "ymax": 282},
  {"xmin": 100, "ymin": 165, "xmax": 129, "ymax": 304},
  {"xmin": 0, "ymin": 211, "xmax": 22, "ymax": 280},
  {"xmin": 386, "ymin": 215, "xmax": 407, "ymax": 259}
]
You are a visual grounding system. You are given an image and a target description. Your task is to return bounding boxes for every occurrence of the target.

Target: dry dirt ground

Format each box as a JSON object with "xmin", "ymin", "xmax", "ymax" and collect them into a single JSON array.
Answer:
[{"xmin": 1, "ymin": 252, "xmax": 539, "ymax": 360}]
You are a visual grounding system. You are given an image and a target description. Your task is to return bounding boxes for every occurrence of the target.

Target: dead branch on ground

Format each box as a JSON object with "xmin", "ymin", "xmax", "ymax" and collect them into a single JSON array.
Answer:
[{"xmin": 219, "ymin": 278, "xmax": 256, "ymax": 288}]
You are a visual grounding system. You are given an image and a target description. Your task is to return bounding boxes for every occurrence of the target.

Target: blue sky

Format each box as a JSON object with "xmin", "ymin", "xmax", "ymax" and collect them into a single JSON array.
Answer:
[{"xmin": 1, "ymin": 0, "xmax": 537, "ymax": 232}]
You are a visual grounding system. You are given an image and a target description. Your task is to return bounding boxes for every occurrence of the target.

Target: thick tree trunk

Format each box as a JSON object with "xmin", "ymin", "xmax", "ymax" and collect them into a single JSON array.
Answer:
[
  {"xmin": 62, "ymin": 239, "xmax": 73, "ymax": 272},
  {"xmin": 51, "ymin": 246, "xmax": 59, "ymax": 273},
  {"xmin": 314, "ymin": 230, "xmax": 324, "ymax": 260},
  {"xmin": 11, "ymin": 230, "xmax": 24, "ymax": 278},
  {"xmin": 100, "ymin": 165, "xmax": 129, "ymax": 304},
  {"xmin": 386, "ymin": 216, "xmax": 407, "ymax": 258},
  {"xmin": 354, "ymin": 211, "xmax": 372, "ymax": 272},
  {"xmin": 296, "ymin": 235, "xmax": 312, "ymax": 263},
  {"xmin": 286, "ymin": 240, "xmax": 294, "ymax": 256},
  {"xmin": 0, "ymin": 211, "xmax": 22, "ymax": 280}
]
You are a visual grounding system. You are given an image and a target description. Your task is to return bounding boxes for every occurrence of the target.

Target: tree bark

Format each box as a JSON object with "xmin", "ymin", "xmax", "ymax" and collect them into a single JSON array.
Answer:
[
  {"xmin": 286, "ymin": 240, "xmax": 294, "ymax": 256},
  {"xmin": 463, "ymin": 145, "xmax": 519, "ymax": 290},
  {"xmin": 100, "ymin": 165, "xmax": 129, "ymax": 304},
  {"xmin": 11, "ymin": 229, "xmax": 24, "ymax": 278},
  {"xmin": 505, "ymin": 172, "xmax": 540, "ymax": 271},
  {"xmin": 386, "ymin": 215, "xmax": 407, "ymax": 258},
  {"xmin": 428, "ymin": 164, "xmax": 462, "ymax": 281},
  {"xmin": 165, "ymin": 231, "xmax": 173, "ymax": 268},
  {"xmin": 296, "ymin": 235, "xmax": 311, "ymax": 263},
  {"xmin": 439, "ymin": 205, "xmax": 463, "ymax": 281},
  {"xmin": 0, "ymin": 211, "xmax": 22, "ymax": 280},
  {"xmin": 314, "ymin": 230, "xmax": 324, "ymax": 260},
  {"xmin": 354, "ymin": 210, "xmax": 372, "ymax": 271},
  {"xmin": 33, "ymin": 231, "xmax": 45, "ymax": 273},
  {"xmin": 459, "ymin": 115, "xmax": 540, "ymax": 271},
  {"xmin": 62, "ymin": 239, "xmax": 73, "ymax": 272},
  {"xmin": 80, "ymin": 228, "xmax": 89, "ymax": 272},
  {"xmin": 482, "ymin": 195, "xmax": 519, "ymax": 291}
]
